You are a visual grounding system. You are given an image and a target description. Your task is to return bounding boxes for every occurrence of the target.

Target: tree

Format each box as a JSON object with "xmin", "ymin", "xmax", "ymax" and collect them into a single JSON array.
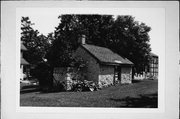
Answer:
[
  {"xmin": 46, "ymin": 15, "xmax": 151, "ymax": 74},
  {"xmin": 46, "ymin": 15, "xmax": 114, "ymax": 67},
  {"xmin": 21, "ymin": 17, "xmax": 51, "ymax": 65},
  {"xmin": 21, "ymin": 17, "xmax": 54, "ymax": 90},
  {"xmin": 109, "ymin": 15, "xmax": 151, "ymax": 73}
]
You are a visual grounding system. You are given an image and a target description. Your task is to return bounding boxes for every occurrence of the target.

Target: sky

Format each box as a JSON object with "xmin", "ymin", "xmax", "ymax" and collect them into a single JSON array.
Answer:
[{"xmin": 18, "ymin": 8, "xmax": 165, "ymax": 55}]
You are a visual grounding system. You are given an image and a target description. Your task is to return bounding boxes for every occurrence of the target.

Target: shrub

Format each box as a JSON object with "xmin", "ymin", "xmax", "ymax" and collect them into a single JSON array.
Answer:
[
  {"xmin": 31, "ymin": 62, "xmax": 53, "ymax": 92},
  {"xmin": 71, "ymin": 80, "xmax": 98, "ymax": 92},
  {"xmin": 70, "ymin": 56, "xmax": 88, "ymax": 81},
  {"xmin": 52, "ymin": 81, "xmax": 66, "ymax": 92},
  {"xmin": 146, "ymin": 74, "xmax": 157, "ymax": 80}
]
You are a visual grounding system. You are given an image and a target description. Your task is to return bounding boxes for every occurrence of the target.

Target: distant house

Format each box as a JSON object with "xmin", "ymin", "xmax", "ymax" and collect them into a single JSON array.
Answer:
[
  {"xmin": 134, "ymin": 52, "xmax": 159, "ymax": 80},
  {"xmin": 73, "ymin": 38, "xmax": 134, "ymax": 88},
  {"xmin": 147, "ymin": 53, "xmax": 158, "ymax": 79},
  {"xmin": 20, "ymin": 44, "xmax": 29, "ymax": 80}
]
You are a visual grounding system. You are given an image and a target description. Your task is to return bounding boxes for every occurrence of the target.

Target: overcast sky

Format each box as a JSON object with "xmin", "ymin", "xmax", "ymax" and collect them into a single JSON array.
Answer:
[{"xmin": 18, "ymin": 8, "xmax": 165, "ymax": 55}]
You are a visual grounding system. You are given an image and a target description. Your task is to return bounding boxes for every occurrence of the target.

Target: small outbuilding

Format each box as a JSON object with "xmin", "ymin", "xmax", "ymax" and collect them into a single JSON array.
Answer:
[{"xmin": 74, "ymin": 43, "xmax": 134, "ymax": 88}]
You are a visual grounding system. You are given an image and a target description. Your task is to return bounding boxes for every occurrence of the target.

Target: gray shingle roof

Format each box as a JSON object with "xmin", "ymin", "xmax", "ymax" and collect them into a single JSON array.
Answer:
[
  {"xmin": 81, "ymin": 44, "xmax": 133, "ymax": 65},
  {"xmin": 21, "ymin": 44, "xmax": 27, "ymax": 51},
  {"xmin": 150, "ymin": 52, "xmax": 158, "ymax": 57},
  {"xmin": 21, "ymin": 58, "xmax": 29, "ymax": 65}
]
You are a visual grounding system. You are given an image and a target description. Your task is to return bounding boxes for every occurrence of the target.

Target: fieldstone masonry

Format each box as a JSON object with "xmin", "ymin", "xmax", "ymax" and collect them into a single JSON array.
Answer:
[
  {"xmin": 98, "ymin": 65, "xmax": 114, "ymax": 88},
  {"xmin": 99, "ymin": 74, "xmax": 114, "ymax": 88},
  {"xmin": 121, "ymin": 67, "xmax": 132, "ymax": 84},
  {"xmin": 53, "ymin": 67, "xmax": 73, "ymax": 90}
]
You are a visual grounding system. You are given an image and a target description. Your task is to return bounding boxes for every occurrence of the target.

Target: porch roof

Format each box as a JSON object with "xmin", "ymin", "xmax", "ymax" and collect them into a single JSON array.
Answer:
[
  {"xmin": 21, "ymin": 58, "xmax": 29, "ymax": 65},
  {"xmin": 21, "ymin": 44, "xmax": 27, "ymax": 51}
]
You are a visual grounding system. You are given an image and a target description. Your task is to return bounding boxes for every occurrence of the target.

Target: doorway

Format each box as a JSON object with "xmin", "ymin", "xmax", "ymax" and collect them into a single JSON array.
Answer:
[{"xmin": 114, "ymin": 66, "xmax": 121, "ymax": 84}]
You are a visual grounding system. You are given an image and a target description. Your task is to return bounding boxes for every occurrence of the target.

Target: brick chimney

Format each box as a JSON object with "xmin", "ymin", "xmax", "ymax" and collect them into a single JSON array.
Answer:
[{"xmin": 78, "ymin": 35, "xmax": 86, "ymax": 45}]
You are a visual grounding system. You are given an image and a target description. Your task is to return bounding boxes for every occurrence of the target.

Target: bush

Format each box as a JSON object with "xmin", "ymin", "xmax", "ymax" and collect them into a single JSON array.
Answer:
[
  {"xmin": 31, "ymin": 62, "xmax": 53, "ymax": 92},
  {"xmin": 146, "ymin": 74, "xmax": 157, "ymax": 80},
  {"xmin": 52, "ymin": 81, "xmax": 66, "ymax": 92},
  {"xmin": 71, "ymin": 80, "xmax": 98, "ymax": 92}
]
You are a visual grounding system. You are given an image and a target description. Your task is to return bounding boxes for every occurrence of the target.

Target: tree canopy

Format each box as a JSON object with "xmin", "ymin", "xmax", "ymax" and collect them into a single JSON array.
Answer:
[
  {"xmin": 21, "ymin": 17, "xmax": 53, "ymax": 65},
  {"xmin": 46, "ymin": 15, "xmax": 151, "ymax": 73}
]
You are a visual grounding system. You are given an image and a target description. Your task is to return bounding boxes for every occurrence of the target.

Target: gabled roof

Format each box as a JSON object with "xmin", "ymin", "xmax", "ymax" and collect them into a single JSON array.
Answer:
[
  {"xmin": 150, "ymin": 52, "xmax": 158, "ymax": 57},
  {"xmin": 21, "ymin": 58, "xmax": 29, "ymax": 65},
  {"xmin": 21, "ymin": 44, "xmax": 27, "ymax": 51},
  {"xmin": 81, "ymin": 44, "xmax": 133, "ymax": 65}
]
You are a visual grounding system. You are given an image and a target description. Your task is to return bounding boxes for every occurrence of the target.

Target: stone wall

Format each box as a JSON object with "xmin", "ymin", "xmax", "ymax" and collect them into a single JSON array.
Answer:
[
  {"xmin": 74, "ymin": 46, "xmax": 133, "ymax": 87},
  {"xmin": 98, "ymin": 65, "xmax": 114, "ymax": 88},
  {"xmin": 53, "ymin": 67, "xmax": 73, "ymax": 90},
  {"xmin": 53, "ymin": 67, "xmax": 67, "ymax": 83},
  {"xmin": 121, "ymin": 66, "xmax": 132, "ymax": 84},
  {"xmin": 74, "ymin": 46, "xmax": 100, "ymax": 84}
]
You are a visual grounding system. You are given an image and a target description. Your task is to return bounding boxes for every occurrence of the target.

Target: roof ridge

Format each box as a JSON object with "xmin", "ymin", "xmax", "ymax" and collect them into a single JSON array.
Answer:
[
  {"xmin": 81, "ymin": 44, "xmax": 133, "ymax": 65},
  {"xmin": 82, "ymin": 44, "xmax": 107, "ymax": 48}
]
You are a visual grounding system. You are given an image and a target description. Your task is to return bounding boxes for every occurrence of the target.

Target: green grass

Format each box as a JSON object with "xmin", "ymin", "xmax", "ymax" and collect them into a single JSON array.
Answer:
[{"xmin": 20, "ymin": 79, "xmax": 158, "ymax": 107}]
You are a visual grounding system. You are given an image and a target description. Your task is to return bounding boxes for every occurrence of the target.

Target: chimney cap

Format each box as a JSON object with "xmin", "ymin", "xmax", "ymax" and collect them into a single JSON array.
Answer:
[{"xmin": 79, "ymin": 35, "xmax": 86, "ymax": 45}]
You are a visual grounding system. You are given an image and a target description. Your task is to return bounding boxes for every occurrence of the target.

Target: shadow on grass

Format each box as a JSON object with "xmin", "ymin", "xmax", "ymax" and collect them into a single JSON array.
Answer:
[
  {"xmin": 21, "ymin": 85, "xmax": 39, "ymax": 90},
  {"xmin": 132, "ymin": 79, "xmax": 143, "ymax": 83},
  {"xmin": 20, "ymin": 85, "xmax": 40, "ymax": 94},
  {"xmin": 20, "ymin": 88, "xmax": 40, "ymax": 94},
  {"xmin": 109, "ymin": 93, "xmax": 158, "ymax": 108}
]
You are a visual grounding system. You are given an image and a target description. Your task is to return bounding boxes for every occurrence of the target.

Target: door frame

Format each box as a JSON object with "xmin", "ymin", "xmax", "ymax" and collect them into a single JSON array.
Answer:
[{"xmin": 114, "ymin": 66, "xmax": 121, "ymax": 84}]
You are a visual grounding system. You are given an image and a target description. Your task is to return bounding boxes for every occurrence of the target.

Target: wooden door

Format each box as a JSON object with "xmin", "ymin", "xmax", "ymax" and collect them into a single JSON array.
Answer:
[
  {"xmin": 114, "ymin": 66, "xmax": 121, "ymax": 84},
  {"xmin": 117, "ymin": 66, "xmax": 121, "ymax": 82}
]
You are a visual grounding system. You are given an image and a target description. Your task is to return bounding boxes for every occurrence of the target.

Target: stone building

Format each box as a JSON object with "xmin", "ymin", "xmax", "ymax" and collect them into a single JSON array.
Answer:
[
  {"xmin": 53, "ymin": 36, "xmax": 134, "ymax": 89},
  {"xmin": 74, "ymin": 43, "xmax": 134, "ymax": 88}
]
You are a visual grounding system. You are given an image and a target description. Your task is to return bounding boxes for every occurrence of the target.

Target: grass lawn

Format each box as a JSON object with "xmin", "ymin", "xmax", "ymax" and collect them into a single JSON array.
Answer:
[{"xmin": 20, "ymin": 79, "xmax": 158, "ymax": 108}]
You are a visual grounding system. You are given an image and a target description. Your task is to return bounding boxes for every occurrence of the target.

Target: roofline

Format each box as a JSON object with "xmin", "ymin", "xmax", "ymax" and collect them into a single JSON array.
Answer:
[
  {"xmin": 21, "ymin": 59, "xmax": 29, "ymax": 65},
  {"xmin": 21, "ymin": 44, "xmax": 28, "ymax": 51},
  {"xmin": 150, "ymin": 53, "xmax": 158, "ymax": 57},
  {"xmin": 80, "ymin": 45, "xmax": 134, "ymax": 66},
  {"xmin": 80, "ymin": 45, "xmax": 102, "ymax": 63},
  {"xmin": 100, "ymin": 62, "xmax": 134, "ymax": 66}
]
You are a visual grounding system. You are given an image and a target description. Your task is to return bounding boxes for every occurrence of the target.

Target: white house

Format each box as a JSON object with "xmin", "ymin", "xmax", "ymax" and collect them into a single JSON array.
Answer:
[{"xmin": 20, "ymin": 44, "xmax": 29, "ymax": 80}]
